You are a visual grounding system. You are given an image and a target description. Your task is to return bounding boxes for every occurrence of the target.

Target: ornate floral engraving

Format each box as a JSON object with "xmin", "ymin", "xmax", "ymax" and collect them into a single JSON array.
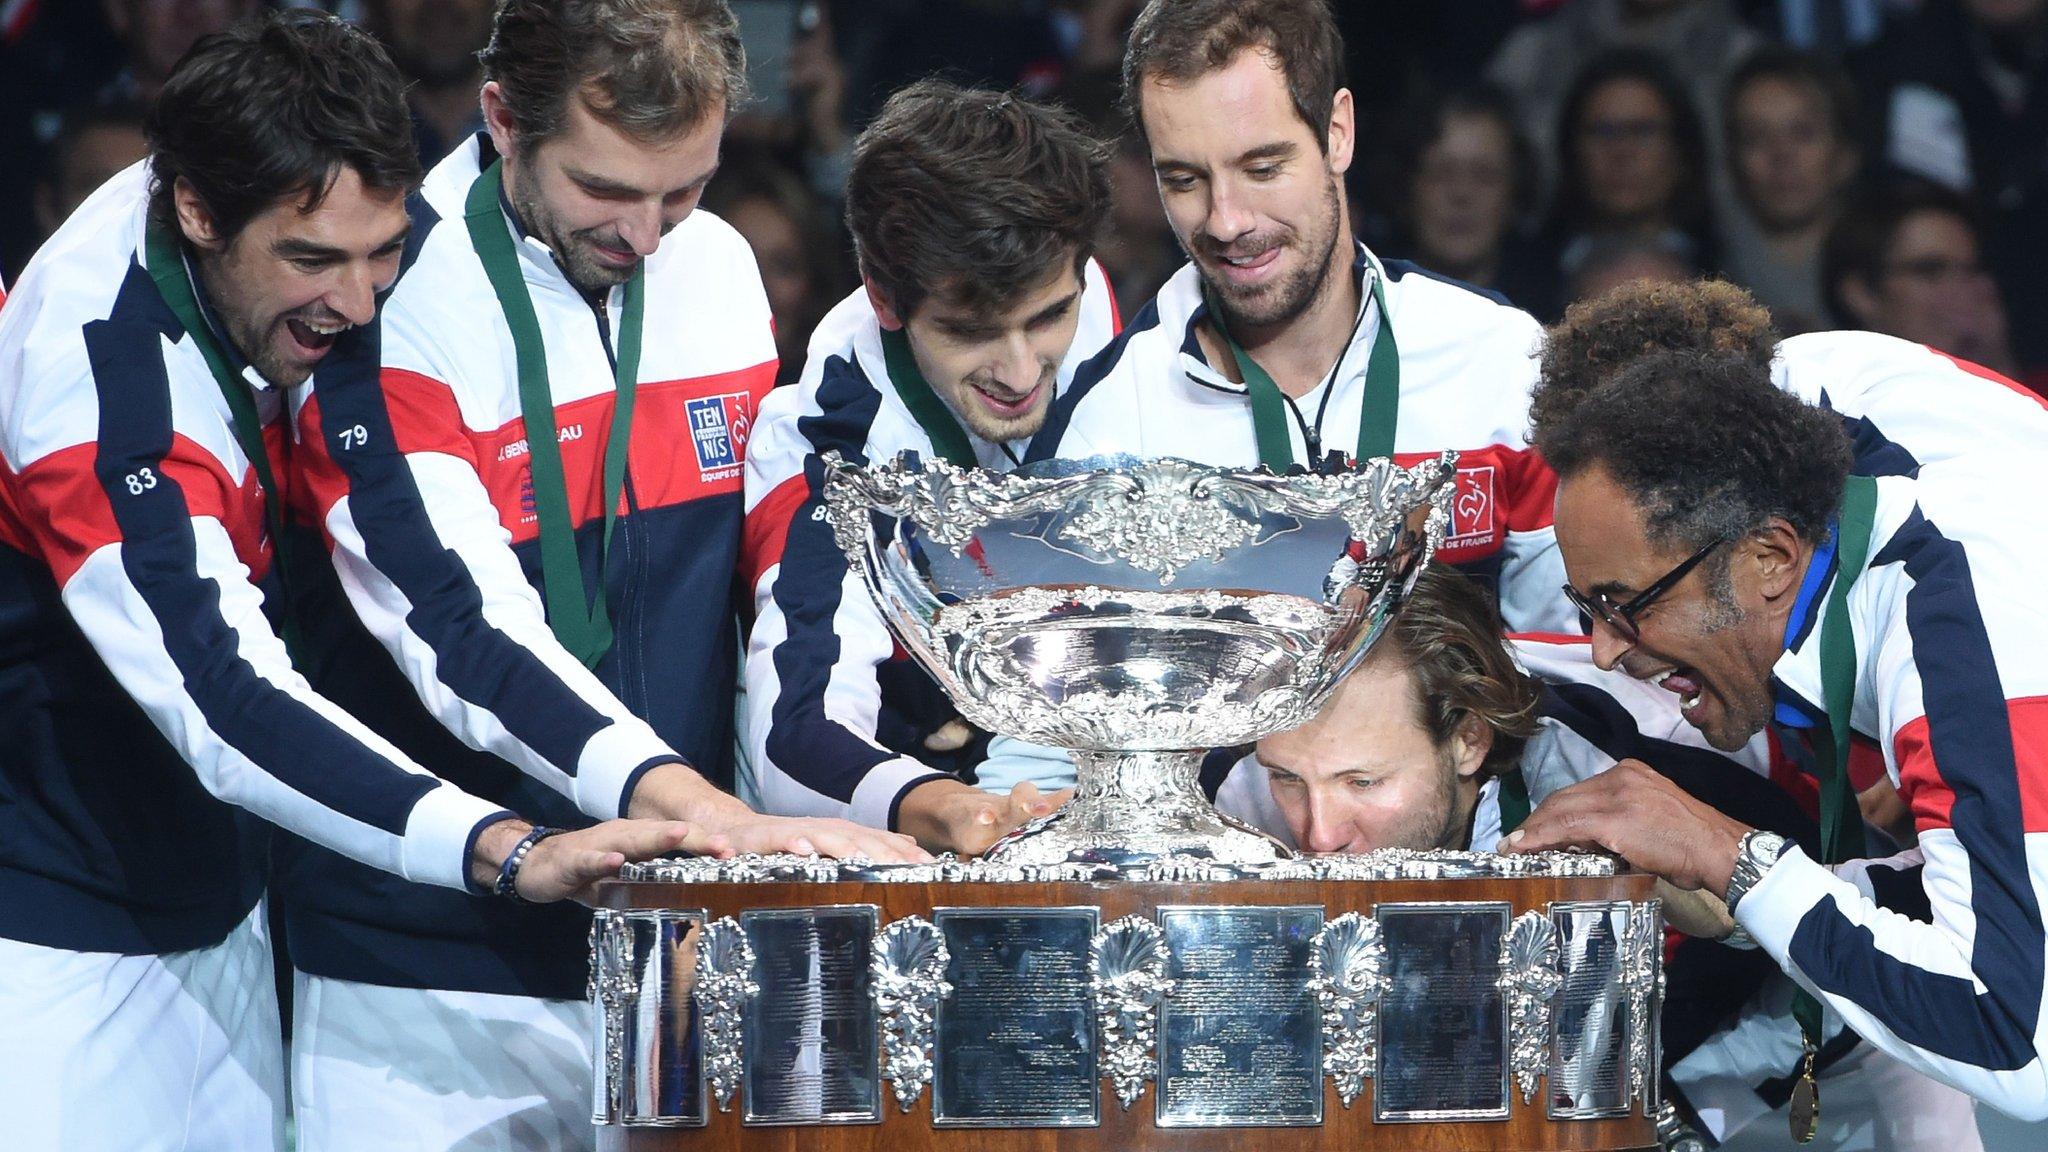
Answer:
[
  {"xmin": 617, "ymin": 847, "xmax": 1620, "ymax": 885},
  {"xmin": 589, "ymin": 911, "xmax": 637, "ymax": 1122},
  {"xmin": 1623, "ymin": 900, "xmax": 1662, "ymax": 1108},
  {"xmin": 870, "ymin": 917, "xmax": 952, "ymax": 1113},
  {"xmin": 1089, "ymin": 916, "xmax": 1175, "ymax": 1110},
  {"xmin": 693, "ymin": 916, "xmax": 758, "ymax": 1113},
  {"xmin": 1310, "ymin": 912, "xmax": 1389, "ymax": 1107},
  {"xmin": 1499, "ymin": 910, "xmax": 1564, "ymax": 1104}
]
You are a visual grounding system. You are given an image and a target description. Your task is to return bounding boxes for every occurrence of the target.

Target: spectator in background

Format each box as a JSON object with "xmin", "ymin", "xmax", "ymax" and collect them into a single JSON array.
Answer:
[
  {"xmin": 99, "ymin": 0, "xmax": 260, "ymax": 101},
  {"xmin": 30, "ymin": 98, "xmax": 149, "ymax": 247},
  {"xmin": 1385, "ymin": 85, "xmax": 1558, "ymax": 317},
  {"xmin": 1850, "ymin": 0, "xmax": 2048, "ymax": 373},
  {"xmin": 1540, "ymin": 51, "xmax": 1716, "ymax": 304},
  {"xmin": 1488, "ymin": 0, "xmax": 1763, "ymax": 197},
  {"xmin": 1091, "ymin": 128, "xmax": 1182, "ymax": 322},
  {"xmin": 1565, "ymin": 230, "xmax": 1699, "ymax": 304},
  {"xmin": 701, "ymin": 152, "xmax": 844, "ymax": 385},
  {"xmin": 1719, "ymin": 47, "xmax": 1861, "ymax": 332},
  {"xmin": 1823, "ymin": 178, "xmax": 2023, "ymax": 380},
  {"xmin": 359, "ymin": 0, "xmax": 492, "ymax": 165}
]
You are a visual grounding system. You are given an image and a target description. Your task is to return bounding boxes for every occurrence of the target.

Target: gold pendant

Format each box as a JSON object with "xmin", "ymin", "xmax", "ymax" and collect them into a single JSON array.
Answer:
[{"xmin": 1789, "ymin": 1046, "xmax": 1819, "ymax": 1143}]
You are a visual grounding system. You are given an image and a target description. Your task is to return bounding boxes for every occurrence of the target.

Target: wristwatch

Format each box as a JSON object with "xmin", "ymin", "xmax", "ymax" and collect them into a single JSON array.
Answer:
[{"xmin": 1723, "ymin": 829, "xmax": 1790, "ymax": 915}]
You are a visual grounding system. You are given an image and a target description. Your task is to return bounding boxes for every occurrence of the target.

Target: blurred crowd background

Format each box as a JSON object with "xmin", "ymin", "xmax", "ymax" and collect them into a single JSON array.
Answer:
[{"xmin": 2, "ymin": 0, "xmax": 2042, "ymax": 384}]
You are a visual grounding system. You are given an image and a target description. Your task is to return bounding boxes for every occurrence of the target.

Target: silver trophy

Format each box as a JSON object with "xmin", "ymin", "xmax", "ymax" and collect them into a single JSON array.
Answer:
[{"xmin": 820, "ymin": 452, "xmax": 1455, "ymax": 867}]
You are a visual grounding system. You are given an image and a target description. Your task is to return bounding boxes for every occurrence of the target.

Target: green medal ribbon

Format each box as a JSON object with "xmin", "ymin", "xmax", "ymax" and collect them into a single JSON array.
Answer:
[
  {"xmin": 143, "ymin": 218, "xmax": 303, "ymax": 658},
  {"xmin": 1789, "ymin": 474, "xmax": 1880, "ymax": 1113},
  {"xmin": 1496, "ymin": 765, "xmax": 1533, "ymax": 836},
  {"xmin": 464, "ymin": 159, "xmax": 644, "ymax": 668},
  {"xmin": 1213, "ymin": 268, "xmax": 1401, "ymax": 471},
  {"xmin": 879, "ymin": 325, "xmax": 977, "ymax": 468}
]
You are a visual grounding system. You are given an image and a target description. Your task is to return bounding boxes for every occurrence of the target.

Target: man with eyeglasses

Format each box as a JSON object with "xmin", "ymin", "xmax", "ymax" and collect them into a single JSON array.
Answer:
[
  {"xmin": 1216, "ymin": 562, "xmax": 1977, "ymax": 1152},
  {"xmin": 1503, "ymin": 278, "xmax": 2048, "ymax": 1125}
]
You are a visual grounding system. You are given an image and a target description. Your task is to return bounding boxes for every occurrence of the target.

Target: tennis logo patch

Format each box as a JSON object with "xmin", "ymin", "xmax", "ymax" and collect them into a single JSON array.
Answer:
[
  {"xmin": 1447, "ymin": 465, "xmax": 1498, "ymax": 545},
  {"xmin": 687, "ymin": 392, "xmax": 753, "ymax": 482}
]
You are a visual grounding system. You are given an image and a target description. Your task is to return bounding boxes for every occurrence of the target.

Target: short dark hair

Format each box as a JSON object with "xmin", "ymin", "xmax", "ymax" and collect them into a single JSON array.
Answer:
[
  {"xmin": 1121, "ymin": 0, "xmax": 1346, "ymax": 151},
  {"xmin": 847, "ymin": 79, "xmax": 1112, "ymax": 320},
  {"xmin": 1532, "ymin": 347, "xmax": 1852, "ymax": 551},
  {"xmin": 1378, "ymin": 564, "xmax": 1541, "ymax": 783},
  {"xmin": 146, "ymin": 10, "xmax": 420, "ymax": 242},
  {"xmin": 480, "ymin": 0, "xmax": 747, "ymax": 147},
  {"xmin": 1821, "ymin": 177, "xmax": 1981, "ymax": 327},
  {"xmin": 1533, "ymin": 278, "xmax": 1780, "ymax": 438},
  {"xmin": 1723, "ymin": 45, "xmax": 1859, "ymax": 149},
  {"xmin": 1552, "ymin": 48, "xmax": 1710, "ymax": 235}
]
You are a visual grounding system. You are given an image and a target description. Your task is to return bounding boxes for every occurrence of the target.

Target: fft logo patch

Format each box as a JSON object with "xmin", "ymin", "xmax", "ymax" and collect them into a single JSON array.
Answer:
[
  {"xmin": 687, "ymin": 392, "xmax": 754, "ymax": 482},
  {"xmin": 1447, "ymin": 465, "xmax": 1498, "ymax": 546}
]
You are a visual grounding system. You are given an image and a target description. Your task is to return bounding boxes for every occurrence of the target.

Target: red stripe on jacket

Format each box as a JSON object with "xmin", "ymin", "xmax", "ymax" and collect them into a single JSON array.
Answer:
[
  {"xmin": 1895, "ymin": 696, "xmax": 2048, "ymax": 834},
  {"xmin": 299, "ymin": 362, "xmax": 775, "ymax": 548},
  {"xmin": 1391, "ymin": 443, "xmax": 1557, "ymax": 564},
  {"xmin": 6, "ymin": 433, "xmax": 272, "ymax": 585}
]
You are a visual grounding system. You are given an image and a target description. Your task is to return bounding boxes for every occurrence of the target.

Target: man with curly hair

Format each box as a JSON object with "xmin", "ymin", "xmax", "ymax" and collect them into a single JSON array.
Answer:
[
  {"xmin": 1505, "ymin": 278, "xmax": 2048, "ymax": 1122},
  {"xmin": 1231, "ymin": 562, "xmax": 1975, "ymax": 1150}
]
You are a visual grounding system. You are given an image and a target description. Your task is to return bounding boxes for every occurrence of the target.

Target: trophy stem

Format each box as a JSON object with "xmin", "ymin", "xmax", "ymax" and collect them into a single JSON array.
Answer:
[{"xmin": 981, "ymin": 749, "xmax": 1294, "ymax": 868}]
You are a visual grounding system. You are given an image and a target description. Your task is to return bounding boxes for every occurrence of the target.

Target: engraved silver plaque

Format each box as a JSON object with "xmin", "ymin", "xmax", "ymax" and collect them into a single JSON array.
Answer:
[
  {"xmin": 931, "ymin": 907, "xmax": 1100, "ymax": 1128},
  {"xmin": 1156, "ymin": 905, "xmax": 1324, "ymax": 1128},
  {"xmin": 592, "ymin": 908, "xmax": 710, "ymax": 1128},
  {"xmin": 1374, "ymin": 902, "xmax": 1511, "ymax": 1122},
  {"xmin": 1547, "ymin": 901, "xmax": 1632, "ymax": 1120},
  {"xmin": 739, "ymin": 906, "xmax": 881, "ymax": 1126}
]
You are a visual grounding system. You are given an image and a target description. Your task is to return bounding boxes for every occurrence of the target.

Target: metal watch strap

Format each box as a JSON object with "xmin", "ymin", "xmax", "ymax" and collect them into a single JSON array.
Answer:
[
  {"xmin": 1724, "ymin": 829, "xmax": 1789, "ymax": 915},
  {"xmin": 494, "ymin": 825, "xmax": 564, "ymax": 902}
]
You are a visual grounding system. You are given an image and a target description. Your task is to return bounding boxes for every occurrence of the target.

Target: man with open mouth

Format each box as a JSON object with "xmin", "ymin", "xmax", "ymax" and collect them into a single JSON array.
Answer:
[
  {"xmin": 1214, "ymin": 563, "xmax": 1978, "ymax": 1152},
  {"xmin": 0, "ymin": 13, "xmax": 702, "ymax": 1150},
  {"xmin": 741, "ymin": 78, "xmax": 1120, "ymax": 856},
  {"xmin": 1024, "ymin": 0, "xmax": 1577, "ymax": 638},
  {"xmin": 277, "ymin": 2, "xmax": 922, "ymax": 1148},
  {"xmin": 1504, "ymin": 278, "xmax": 2048, "ymax": 1127}
]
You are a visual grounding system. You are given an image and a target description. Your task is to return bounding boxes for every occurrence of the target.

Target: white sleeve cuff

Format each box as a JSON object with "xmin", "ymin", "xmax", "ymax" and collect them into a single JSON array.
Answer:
[
  {"xmin": 850, "ymin": 757, "xmax": 949, "ymax": 831},
  {"xmin": 1733, "ymin": 843, "xmax": 1830, "ymax": 961},
  {"xmin": 573, "ymin": 718, "xmax": 683, "ymax": 820},
  {"xmin": 399, "ymin": 784, "xmax": 522, "ymax": 891}
]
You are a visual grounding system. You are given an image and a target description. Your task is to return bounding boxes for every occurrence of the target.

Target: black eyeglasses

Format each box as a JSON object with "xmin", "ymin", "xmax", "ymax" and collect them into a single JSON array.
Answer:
[{"xmin": 1562, "ymin": 537, "xmax": 1729, "ymax": 646}]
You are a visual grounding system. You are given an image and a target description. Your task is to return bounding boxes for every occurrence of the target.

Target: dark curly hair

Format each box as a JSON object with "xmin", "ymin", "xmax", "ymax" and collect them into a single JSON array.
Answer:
[
  {"xmin": 1532, "ymin": 278, "xmax": 1780, "ymax": 437},
  {"xmin": 146, "ymin": 10, "xmax": 419, "ymax": 242},
  {"xmin": 1535, "ymin": 348, "xmax": 1852, "ymax": 552},
  {"xmin": 848, "ymin": 79, "xmax": 1112, "ymax": 320},
  {"xmin": 1381, "ymin": 565, "xmax": 1541, "ymax": 783}
]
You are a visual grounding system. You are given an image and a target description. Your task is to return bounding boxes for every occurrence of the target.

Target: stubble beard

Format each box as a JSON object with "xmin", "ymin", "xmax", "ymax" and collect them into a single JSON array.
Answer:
[
  {"xmin": 1202, "ymin": 177, "xmax": 1344, "ymax": 334},
  {"xmin": 509, "ymin": 178, "xmax": 635, "ymax": 298}
]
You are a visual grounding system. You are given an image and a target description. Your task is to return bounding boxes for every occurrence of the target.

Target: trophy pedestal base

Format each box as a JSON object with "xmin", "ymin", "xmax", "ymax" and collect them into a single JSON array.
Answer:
[{"xmin": 981, "ymin": 750, "xmax": 1292, "ymax": 867}]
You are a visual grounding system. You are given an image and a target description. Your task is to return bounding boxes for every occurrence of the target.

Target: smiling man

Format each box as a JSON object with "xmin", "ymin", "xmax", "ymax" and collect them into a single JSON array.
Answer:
[
  {"xmin": 0, "ymin": 13, "xmax": 699, "ymax": 1150},
  {"xmin": 741, "ymin": 79, "xmax": 1118, "ymax": 853},
  {"xmin": 1026, "ymin": 0, "xmax": 1574, "ymax": 634},
  {"xmin": 276, "ymin": 2, "xmax": 920, "ymax": 1148},
  {"xmin": 1505, "ymin": 279, "xmax": 2048, "ymax": 1122}
]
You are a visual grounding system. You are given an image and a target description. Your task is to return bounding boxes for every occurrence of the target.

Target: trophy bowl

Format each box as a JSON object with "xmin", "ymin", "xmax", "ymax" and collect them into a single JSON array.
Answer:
[{"xmin": 819, "ymin": 452, "xmax": 1456, "ymax": 867}]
